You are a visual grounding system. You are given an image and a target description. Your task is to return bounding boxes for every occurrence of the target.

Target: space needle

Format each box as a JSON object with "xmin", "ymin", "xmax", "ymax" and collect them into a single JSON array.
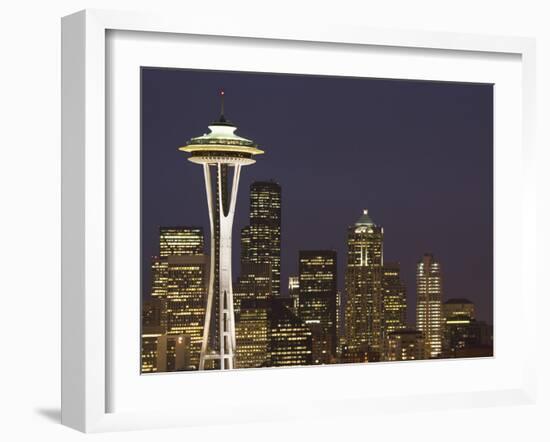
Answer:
[{"xmin": 179, "ymin": 91, "xmax": 264, "ymax": 370}]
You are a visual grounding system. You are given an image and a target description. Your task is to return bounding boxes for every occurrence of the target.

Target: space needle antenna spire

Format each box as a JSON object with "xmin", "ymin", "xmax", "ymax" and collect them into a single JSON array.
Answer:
[{"xmin": 220, "ymin": 89, "xmax": 225, "ymax": 120}]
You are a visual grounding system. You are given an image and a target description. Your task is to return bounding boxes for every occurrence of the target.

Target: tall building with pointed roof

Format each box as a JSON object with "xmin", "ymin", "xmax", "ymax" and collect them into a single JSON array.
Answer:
[{"xmin": 344, "ymin": 209, "xmax": 384, "ymax": 361}]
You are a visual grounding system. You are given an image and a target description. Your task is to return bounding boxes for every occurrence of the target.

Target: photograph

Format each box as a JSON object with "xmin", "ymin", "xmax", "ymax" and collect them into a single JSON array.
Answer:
[
  {"xmin": 140, "ymin": 67, "xmax": 494, "ymax": 373},
  {"xmin": 2, "ymin": 0, "xmax": 545, "ymax": 439}
]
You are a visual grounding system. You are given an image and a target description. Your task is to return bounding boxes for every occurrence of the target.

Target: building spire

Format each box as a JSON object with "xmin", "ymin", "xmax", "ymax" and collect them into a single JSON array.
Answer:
[
  {"xmin": 219, "ymin": 89, "xmax": 226, "ymax": 122},
  {"xmin": 356, "ymin": 208, "xmax": 375, "ymax": 226}
]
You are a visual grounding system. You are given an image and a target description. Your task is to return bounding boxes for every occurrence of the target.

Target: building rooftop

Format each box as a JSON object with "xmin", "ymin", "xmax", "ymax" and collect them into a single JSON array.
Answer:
[
  {"xmin": 355, "ymin": 209, "xmax": 375, "ymax": 226},
  {"xmin": 445, "ymin": 298, "xmax": 474, "ymax": 304}
]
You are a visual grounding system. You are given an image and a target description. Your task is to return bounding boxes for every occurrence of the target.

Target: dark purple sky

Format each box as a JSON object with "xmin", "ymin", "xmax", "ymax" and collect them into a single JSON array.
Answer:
[{"xmin": 141, "ymin": 67, "xmax": 493, "ymax": 325}]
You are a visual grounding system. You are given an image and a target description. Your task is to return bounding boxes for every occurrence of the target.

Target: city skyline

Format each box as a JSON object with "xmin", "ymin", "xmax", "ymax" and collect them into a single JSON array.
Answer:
[
  {"xmin": 142, "ymin": 67, "xmax": 493, "ymax": 326},
  {"xmin": 142, "ymin": 208, "xmax": 492, "ymax": 371}
]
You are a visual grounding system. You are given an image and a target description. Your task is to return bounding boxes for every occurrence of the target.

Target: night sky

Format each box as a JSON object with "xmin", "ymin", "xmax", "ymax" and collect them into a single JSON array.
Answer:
[{"xmin": 141, "ymin": 67, "xmax": 493, "ymax": 325}]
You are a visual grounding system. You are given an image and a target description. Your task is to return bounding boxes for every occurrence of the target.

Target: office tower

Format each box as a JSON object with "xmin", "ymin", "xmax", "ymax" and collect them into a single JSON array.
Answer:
[
  {"xmin": 234, "ymin": 262, "xmax": 272, "ymax": 315},
  {"xmin": 298, "ymin": 250, "xmax": 337, "ymax": 364},
  {"xmin": 443, "ymin": 298, "xmax": 475, "ymax": 321},
  {"xmin": 157, "ymin": 334, "xmax": 192, "ymax": 372},
  {"xmin": 451, "ymin": 318, "xmax": 493, "ymax": 358},
  {"xmin": 384, "ymin": 329, "xmax": 425, "ymax": 361},
  {"xmin": 416, "ymin": 253, "xmax": 443, "ymax": 358},
  {"xmin": 141, "ymin": 325, "xmax": 164, "ymax": 373},
  {"xmin": 336, "ymin": 290, "xmax": 343, "ymax": 345},
  {"xmin": 159, "ymin": 227, "xmax": 204, "ymax": 257},
  {"xmin": 240, "ymin": 181, "xmax": 282, "ymax": 297},
  {"xmin": 179, "ymin": 92, "xmax": 263, "ymax": 370},
  {"xmin": 240, "ymin": 226, "xmax": 251, "ymax": 263},
  {"xmin": 235, "ymin": 299, "xmax": 270, "ymax": 369},
  {"xmin": 443, "ymin": 299, "xmax": 492, "ymax": 357},
  {"xmin": 270, "ymin": 299, "xmax": 313, "ymax": 367},
  {"xmin": 151, "ymin": 254, "xmax": 209, "ymax": 369},
  {"xmin": 288, "ymin": 275, "xmax": 300, "ymax": 314},
  {"xmin": 150, "ymin": 258, "xmax": 169, "ymax": 328},
  {"xmin": 344, "ymin": 209, "xmax": 384, "ymax": 361},
  {"xmin": 142, "ymin": 298, "xmax": 162, "ymax": 327},
  {"xmin": 141, "ymin": 329, "xmax": 192, "ymax": 373},
  {"xmin": 339, "ymin": 344, "xmax": 369, "ymax": 364},
  {"xmin": 445, "ymin": 319, "xmax": 493, "ymax": 358},
  {"xmin": 382, "ymin": 263, "xmax": 407, "ymax": 335}
]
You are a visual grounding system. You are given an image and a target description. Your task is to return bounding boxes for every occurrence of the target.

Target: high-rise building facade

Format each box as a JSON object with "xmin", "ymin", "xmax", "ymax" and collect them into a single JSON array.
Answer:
[
  {"xmin": 298, "ymin": 250, "xmax": 337, "ymax": 364},
  {"xmin": 141, "ymin": 329, "xmax": 192, "ymax": 373},
  {"xmin": 179, "ymin": 93, "xmax": 264, "ymax": 370},
  {"xmin": 382, "ymin": 262, "xmax": 407, "ymax": 336},
  {"xmin": 240, "ymin": 181, "xmax": 281, "ymax": 297},
  {"xmin": 142, "ymin": 298, "xmax": 163, "ymax": 327},
  {"xmin": 443, "ymin": 298, "xmax": 492, "ymax": 357},
  {"xmin": 335, "ymin": 290, "xmax": 344, "ymax": 346},
  {"xmin": 164, "ymin": 255, "xmax": 208, "ymax": 368},
  {"xmin": 234, "ymin": 262, "xmax": 272, "ymax": 314},
  {"xmin": 344, "ymin": 209, "xmax": 384, "ymax": 361},
  {"xmin": 159, "ymin": 227, "xmax": 204, "ymax": 257},
  {"xmin": 157, "ymin": 334, "xmax": 192, "ymax": 372},
  {"xmin": 141, "ymin": 325, "xmax": 164, "ymax": 373},
  {"xmin": 384, "ymin": 329, "xmax": 425, "ymax": 361},
  {"xmin": 149, "ymin": 226, "xmax": 209, "ymax": 370},
  {"xmin": 288, "ymin": 275, "xmax": 300, "ymax": 314},
  {"xmin": 233, "ymin": 182, "xmax": 280, "ymax": 366},
  {"xmin": 269, "ymin": 299, "xmax": 313, "ymax": 367},
  {"xmin": 235, "ymin": 299, "xmax": 270, "ymax": 368},
  {"xmin": 443, "ymin": 298, "xmax": 475, "ymax": 321},
  {"xmin": 151, "ymin": 254, "xmax": 209, "ymax": 370},
  {"xmin": 416, "ymin": 253, "xmax": 443, "ymax": 358}
]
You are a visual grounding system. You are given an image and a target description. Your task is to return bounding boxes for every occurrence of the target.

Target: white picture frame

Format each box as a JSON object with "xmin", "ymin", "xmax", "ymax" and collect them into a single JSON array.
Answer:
[{"xmin": 61, "ymin": 9, "xmax": 537, "ymax": 433}]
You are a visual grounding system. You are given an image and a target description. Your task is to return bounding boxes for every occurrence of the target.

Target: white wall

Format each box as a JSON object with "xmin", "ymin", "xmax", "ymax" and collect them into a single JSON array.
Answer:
[{"xmin": 0, "ymin": 0, "xmax": 548, "ymax": 440}]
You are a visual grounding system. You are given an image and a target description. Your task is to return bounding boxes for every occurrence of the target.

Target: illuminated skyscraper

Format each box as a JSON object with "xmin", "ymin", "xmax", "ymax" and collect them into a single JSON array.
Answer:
[
  {"xmin": 344, "ymin": 209, "xmax": 384, "ymax": 361},
  {"xmin": 240, "ymin": 181, "xmax": 281, "ymax": 297},
  {"xmin": 151, "ymin": 254, "xmax": 209, "ymax": 370},
  {"xmin": 382, "ymin": 262, "xmax": 407, "ymax": 336},
  {"xmin": 234, "ymin": 262, "xmax": 272, "ymax": 315},
  {"xmin": 141, "ymin": 299, "xmax": 163, "ymax": 373},
  {"xmin": 288, "ymin": 275, "xmax": 300, "ymax": 314},
  {"xmin": 234, "ymin": 181, "xmax": 282, "ymax": 368},
  {"xmin": 235, "ymin": 299, "xmax": 270, "ymax": 368},
  {"xmin": 443, "ymin": 298, "xmax": 492, "ymax": 357},
  {"xmin": 159, "ymin": 227, "xmax": 204, "ymax": 257},
  {"xmin": 270, "ymin": 299, "xmax": 313, "ymax": 367},
  {"xmin": 443, "ymin": 298, "xmax": 475, "ymax": 321},
  {"xmin": 179, "ymin": 92, "xmax": 263, "ymax": 370},
  {"xmin": 149, "ymin": 226, "xmax": 209, "ymax": 369},
  {"xmin": 141, "ymin": 329, "xmax": 192, "ymax": 373},
  {"xmin": 165, "ymin": 255, "xmax": 208, "ymax": 367},
  {"xmin": 298, "ymin": 250, "xmax": 337, "ymax": 364},
  {"xmin": 416, "ymin": 253, "xmax": 443, "ymax": 358},
  {"xmin": 335, "ymin": 290, "xmax": 343, "ymax": 342},
  {"xmin": 141, "ymin": 325, "xmax": 164, "ymax": 373}
]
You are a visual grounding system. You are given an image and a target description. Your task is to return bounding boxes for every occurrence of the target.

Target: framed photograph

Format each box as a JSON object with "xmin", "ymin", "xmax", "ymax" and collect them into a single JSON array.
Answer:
[{"xmin": 61, "ymin": 9, "xmax": 537, "ymax": 432}]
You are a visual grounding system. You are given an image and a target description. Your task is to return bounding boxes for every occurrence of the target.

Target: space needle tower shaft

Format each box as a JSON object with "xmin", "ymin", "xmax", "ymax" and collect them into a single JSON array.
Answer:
[{"xmin": 179, "ymin": 91, "xmax": 264, "ymax": 370}]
